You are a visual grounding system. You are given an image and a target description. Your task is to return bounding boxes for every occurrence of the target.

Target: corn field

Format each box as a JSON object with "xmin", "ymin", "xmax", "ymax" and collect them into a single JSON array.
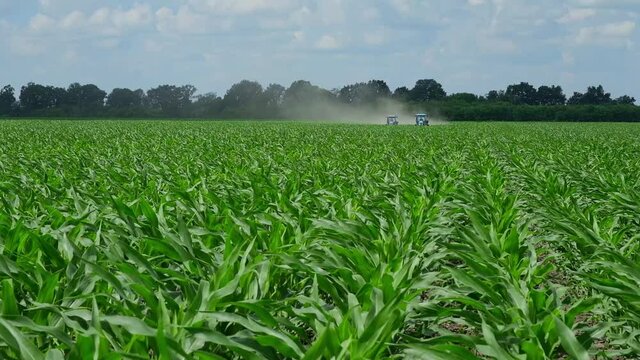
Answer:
[{"xmin": 1, "ymin": 120, "xmax": 639, "ymax": 359}]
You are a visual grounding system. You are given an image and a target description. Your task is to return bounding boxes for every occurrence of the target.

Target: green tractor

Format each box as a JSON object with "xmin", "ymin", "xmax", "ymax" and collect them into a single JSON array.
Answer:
[{"xmin": 415, "ymin": 113, "xmax": 429, "ymax": 126}]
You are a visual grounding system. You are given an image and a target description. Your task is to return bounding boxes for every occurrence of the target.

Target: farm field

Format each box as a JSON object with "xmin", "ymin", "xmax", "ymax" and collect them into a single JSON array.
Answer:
[{"xmin": 1, "ymin": 120, "xmax": 640, "ymax": 359}]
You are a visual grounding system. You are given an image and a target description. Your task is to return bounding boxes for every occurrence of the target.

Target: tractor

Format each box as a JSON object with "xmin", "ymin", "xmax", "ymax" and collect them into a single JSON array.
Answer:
[
  {"xmin": 415, "ymin": 113, "xmax": 429, "ymax": 126},
  {"xmin": 386, "ymin": 115, "xmax": 399, "ymax": 125}
]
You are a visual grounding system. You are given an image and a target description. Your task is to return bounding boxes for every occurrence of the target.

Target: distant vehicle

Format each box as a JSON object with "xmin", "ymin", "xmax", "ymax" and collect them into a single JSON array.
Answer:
[
  {"xmin": 386, "ymin": 115, "xmax": 399, "ymax": 125},
  {"xmin": 415, "ymin": 113, "xmax": 429, "ymax": 126}
]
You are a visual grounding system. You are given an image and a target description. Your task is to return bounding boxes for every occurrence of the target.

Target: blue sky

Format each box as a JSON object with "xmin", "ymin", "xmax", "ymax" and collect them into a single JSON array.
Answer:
[{"xmin": 0, "ymin": 0, "xmax": 638, "ymax": 99}]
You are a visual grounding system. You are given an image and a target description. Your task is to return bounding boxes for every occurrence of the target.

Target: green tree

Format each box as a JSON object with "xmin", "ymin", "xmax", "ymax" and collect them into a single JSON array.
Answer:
[
  {"xmin": 393, "ymin": 87, "xmax": 410, "ymax": 101},
  {"xmin": 147, "ymin": 84, "xmax": 196, "ymax": 117},
  {"xmin": 567, "ymin": 92, "xmax": 583, "ymax": 105},
  {"xmin": 281, "ymin": 80, "xmax": 337, "ymax": 119},
  {"xmin": 338, "ymin": 80, "xmax": 391, "ymax": 105},
  {"xmin": 65, "ymin": 83, "xmax": 107, "ymax": 114},
  {"xmin": 106, "ymin": 88, "xmax": 145, "ymax": 108},
  {"xmin": 614, "ymin": 95, "xmax": 636, "ymax": 105},
  {"xmin": 536, "ymin": 85, "xmax": 566, "ymax": 105},
  {"xmin": 447, "ymin": 93, "xmax": 479, "ymax": 103},
  {"xmin": 367, "ymin": 80, "xmax": 392, "ymax": 99},
  {"xmin": 106, "ymin": 88, "xmax": 146, "ymax": 116},
  {"xmin": 263, "ymin": 84, "xmax": 286, "ymax": 117},
  {"xmin": 0, "ymin": 85, "xmax": 16, "ymax": 115},
  {"xmin": 283, "ymin": 80, "xmax": 334, "ymax": 107},
  {"xmin": 408, "ymin": 79, "xmax": 446, "ymax": 102},
  {"xmin": 19, "ymin": 83, "xmax": 67, "ymax": 114},
  {"xmin": 221, "ymin": 80, "xmax": 264, "ymax": 118},
  {"xmin": 569, "ymin": 85, "xmax": 613, "ymax": 105},
  {"xmin": 486, "ymin": 90, "xmax": 507, "ymax": 102},
  {"xmin": 583, "ymin": 85, "xmax": 613, "ymax": 105},
  {"xmin": 190, "ymin": 92, "xmax": 222, "ymax": 118},
  {"xmin": 505, "ymin": 82, "xmax": 537, "ymax": 105}
]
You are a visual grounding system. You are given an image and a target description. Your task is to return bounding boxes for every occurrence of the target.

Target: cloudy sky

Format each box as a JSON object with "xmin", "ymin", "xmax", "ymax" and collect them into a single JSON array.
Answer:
[{"xmin": 0, "ymin": 0, "xmax": 638, "ymax": 98}]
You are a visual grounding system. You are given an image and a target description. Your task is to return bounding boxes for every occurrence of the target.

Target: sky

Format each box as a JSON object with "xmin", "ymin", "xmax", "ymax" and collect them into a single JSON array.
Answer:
[{"xmin": 0, "ymin": 0, "xmax": 638, "ymax": 99}]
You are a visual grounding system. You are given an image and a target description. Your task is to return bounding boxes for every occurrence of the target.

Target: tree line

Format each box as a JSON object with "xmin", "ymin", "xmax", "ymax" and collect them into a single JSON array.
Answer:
[{"xmin": 0, "ymin": 79, "xmax": 638, "ymax": 121}]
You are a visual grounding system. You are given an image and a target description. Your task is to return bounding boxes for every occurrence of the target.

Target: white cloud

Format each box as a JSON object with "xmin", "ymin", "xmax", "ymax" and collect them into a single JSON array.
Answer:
[
  {"xmin": 390, "ymin": 0, "xmax": 412, "ymax": 14},
  {"xmin": 575, "ymin": 20, "xmax": 636, "ymax": 46},
  {"xmin": 317, "ymin": 0, "xmax": 346, "ymax": 25},
  {"xmin": 570, "ymin": 0, "xmax": 640, "ymax": 8},
  {"xmin": 156, "ymin": 6, "xmax": 209, "ymax": 34},
  {"xmin": 292, "ymin": 31, "xmax": 305, "ymax": 42},
  {"xmin": 289, "ymin": 6, "xmax": 312, "ymax": 27},
  {"xmin": 490, "ymin": 0, "xmax": 507, "ymax": 30},
  {"xmin": 1, "ymin": 0, "xmax": 639, "ymax": 101},
  {"xmin": 315, "ymin": 34, "xmax": 341, "ymax": 49},
  {"xmin": 600, "ymin": 20, "xmax": 636, "ymax": 36},
  {"xmin": 29, "ymin": 13, "xmax": 55, "ymax": 32},
  {"xmin": 188, "ymin": 0, "xmax": 296, "ymax": 15},
  {"xmin": 10, "ymin": 35, "xmax": 46, "ymax": 56},
  {"xmin": 60, "ymin": 11, "xmax": 85, "ymax": 29},
  {"xmin": 111, "ymin": 4, "xmax": 152, "ymax": 30},
  {"xmin": 557, "ymin": 8, "xmax": 597, "ymax": 23},
  {"xmin": 89, "ymin": 8, "xmax": 110, "ymax": 25},
  {"xmin": 363, "ymin": 31, "xmax": 386, "ymax": 46},
  {"xmin": 27, "ymin": 4, "xmax": 152, "ymax": 36},
  {"xmin": 478, "ymin": 35, "xmax": 518, "ymax": 54}
]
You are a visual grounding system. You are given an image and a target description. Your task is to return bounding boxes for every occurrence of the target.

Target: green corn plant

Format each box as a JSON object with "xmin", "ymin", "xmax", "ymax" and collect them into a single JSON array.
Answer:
[{"xmin": 0, "ymin": 121, "xmax": 639, "ymax": 358}]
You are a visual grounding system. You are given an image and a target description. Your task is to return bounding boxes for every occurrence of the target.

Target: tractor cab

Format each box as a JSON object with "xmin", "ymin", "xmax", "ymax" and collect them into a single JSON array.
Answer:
[
  {"xmin": 386, "ymin": 115, "xmax": 399, "ymax": 126},
  {"xmin": 415, "ymin": 113, "xmax": 429, "ymax": 126}
]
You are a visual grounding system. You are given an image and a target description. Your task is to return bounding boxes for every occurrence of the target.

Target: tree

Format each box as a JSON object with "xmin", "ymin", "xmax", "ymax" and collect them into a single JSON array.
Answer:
[
  {"xmin": 147, "ymin": 84, "xmax": 196, "ymax": 117},
  {"xmin": 447, "ymin": 93, "xmax": 479, "ymax": 103},
  {"xmin": 505, "ymin": 82, "xmax": 537, "ymax": 105},
  {"xmin": 107, "ymin": 88, "xmax": 145, "ymax": 108},
  {"xmin": 583, "ymin": 85, "xmax": 612, "ymax": 105},
  {"xmin": 569, "ymin": 85, "xmax": 613, "ymax": 105},
  {"xmin": 223, "ymin": 81, "xmax": 263, "ymax": 107},
  {"xmin": 191, "ymin": 92, "xmax": 222, "ymax": 118},
  {"xmin": 0, "ymin": 85, "xmax": 16, "ymax": 115},
  {"xmin": 393, "ymin": 87, "xmax": 410, "ymax": 101},
  {"xmin": 283, "ymin": 80, "xmax": 334, "ymax": 106},
  {"xmin": 338, "ymin": 80, "xmax": 391, "ymax": 105},
  {"xmin": 486, "ymin": 90, "xmax": 507, "ymax": 102},
  {"xmin": 263, "ymin": 84, "xmax": 286, "ymax": 116},
  {"xmin": 536, "ymin": 85, "xmax": 566, "ymax": 105},
  {"xmin": 367, "ymin": 80, "xmax": 392, "ymax": 99},
  {"xmin": 65, "ymin": 83, "xmax": 107, "ymax": 113},
  {"xmin": 282, "ymin": 80, "xmax": 336, "ymax": 118},
  {"xmin": 614, "ymin": 95, "xmax": 636, "ymax": 105},
  {"xmin": 408, "ymin": 79, "xmax": 446, "ymax": 102},
  {"xmin": 567, "ymin": 92, "xmax": 583, "ymax": 105},
  {"xmin": 19, "ymin": 83, "xmax": 67, "ymax": 114},
  {"xmin": 221, "ymin": 80, "xmax": 264, "ymax": 117},
  {"xmin": 106, "ymin": 88, "xmax": 146, "ymax": 116}
]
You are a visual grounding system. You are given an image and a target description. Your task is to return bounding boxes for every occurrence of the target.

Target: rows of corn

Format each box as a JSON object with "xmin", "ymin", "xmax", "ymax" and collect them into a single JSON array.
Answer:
[{"xmin": 0, "ymin": 120, "xmax": 639, "ymax": 359}]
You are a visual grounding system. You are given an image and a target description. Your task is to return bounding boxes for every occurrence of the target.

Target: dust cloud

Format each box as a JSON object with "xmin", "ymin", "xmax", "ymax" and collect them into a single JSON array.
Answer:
[{"xmin": 281, "ymin": 98, "xmax": 450, "ymax": 125}]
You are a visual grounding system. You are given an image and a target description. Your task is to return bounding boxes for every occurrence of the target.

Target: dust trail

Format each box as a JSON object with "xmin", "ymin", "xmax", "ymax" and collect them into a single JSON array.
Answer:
[{"xmin": 281, "ymin": 98, "xmax": 450, "ymax": 125}]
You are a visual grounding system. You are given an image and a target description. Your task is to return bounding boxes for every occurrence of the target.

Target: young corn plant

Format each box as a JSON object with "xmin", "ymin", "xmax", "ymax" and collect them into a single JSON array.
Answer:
[
  {"xmin": 408, "ymin": 152, "xmax": 598, "ymax": 359},
  {"xmin": 1, "ymin": 121, "xmax": 640, "ymax": 358}
]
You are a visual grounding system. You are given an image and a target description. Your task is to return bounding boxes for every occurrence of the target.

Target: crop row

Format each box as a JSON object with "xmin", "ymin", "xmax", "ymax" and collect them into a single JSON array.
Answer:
[{"xmin": 0, "ymin": 121, "xmax": 638, "ymax": 359}]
